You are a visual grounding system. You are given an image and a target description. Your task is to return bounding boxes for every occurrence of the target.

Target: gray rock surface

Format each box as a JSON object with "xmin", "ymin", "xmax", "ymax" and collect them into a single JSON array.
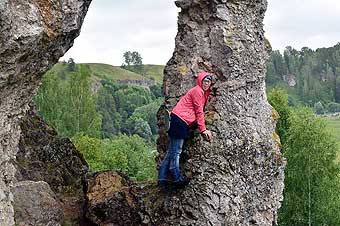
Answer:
[
  {"xmin": 15, "ymin": 105, "xmax": 89, "ymax": 225},
  {"xmin": 0, "ymin": 1, "xmax": 91, "ymax": 225},
  {"xmin": 156, "ymin": 0, "xmax": 286, "ymax": 225},
  {"xmin": 86, "ymin": 0, "xmax": 285, "ymax": 225},
  {"xmin": 0, "ymin": 0, "xmax": 285, "ymax": 225},
  {"xmin": 12, "ymin": 180, "xmax": 63, "ymax": 226}
]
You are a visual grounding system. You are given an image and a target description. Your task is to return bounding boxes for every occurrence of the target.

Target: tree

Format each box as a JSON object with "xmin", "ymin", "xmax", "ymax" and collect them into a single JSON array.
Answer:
[
  {"xmin": 269, "ymin": 90, "xmax": 340, "ymax": 225},
  {"xmin": 126, "ymin": 117, "xmax": 152, "ymax": 140},
  {"xmin": 121, "ymin": 51, "xmax": 144, "ymax": 74},
  {"xmin": 72, "ymin": 133, "xmax": 157, "ymax": 180},
  {"xmin": 36, "ymin": 65, "xmax": 103, "ymax": 138},
  {"xmin": 34, "ymin": 71, "xmax": 65, "ymax": 129},
  {"xmin": 313, "ymin": 101, "xmax": 324, "ymax": 114},
  {"xmin": 268, "ymin": 88, "xmax": 291, "ymax": 144},
  {"xmin": 150, "ymin": 84, "xmax": 163, "ymax": 99},
  {"xmin": 130, "ymin": 98, "xmax": 163, "ymax": 135},
  {"xmin": 67, "ymin": 58, "xmax": 76, "ymax": 72},
  {"xmin": 96, "ymin": 87, "xmax": 122, "ymax": 138},
  {"xmin": 278, "ymin": 108, "xmax": 340, "ymax": 225},
  {"xmin": 122, "ymin": 51, "xmax": 132, "ymax": 66},
  {"xmin": 131, "ymin": 51, "xmax": 142, "ymax": 66},
  {"xmin": 62, "ymin": 65, "xmax": 102, "ymax": 138}
]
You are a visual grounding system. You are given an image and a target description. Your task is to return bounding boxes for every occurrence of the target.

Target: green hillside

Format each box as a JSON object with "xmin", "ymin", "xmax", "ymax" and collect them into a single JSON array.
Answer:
[
  {"xmin": 141, "ymin": 64, "xmax": 164, "ymax": 84},
  {"xmin": 51, "ymin": 62, "xmax": 164, "ymax": 84},
  {"xmin": 83, "ymin": 63, "xmax": 145, "ymax": 81}
]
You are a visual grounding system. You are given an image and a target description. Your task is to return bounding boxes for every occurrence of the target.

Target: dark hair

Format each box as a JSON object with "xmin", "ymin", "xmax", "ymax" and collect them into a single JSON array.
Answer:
[{"xmin": 203, "ymin": 75, "xmax": 212, "ymax": 81}]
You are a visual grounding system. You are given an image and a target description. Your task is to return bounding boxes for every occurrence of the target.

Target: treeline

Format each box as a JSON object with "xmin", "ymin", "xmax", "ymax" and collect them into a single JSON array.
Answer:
[
  {"xmin": 34, "ymin": 63, "xmax": 162, "ymax": 180},
  {"xmin": 269, "ymin": 88, "xmax": 340, "ymax": 225},
  {"xmin": 266, "ymin": 43, "xmax": 340, "ymax": 112}
]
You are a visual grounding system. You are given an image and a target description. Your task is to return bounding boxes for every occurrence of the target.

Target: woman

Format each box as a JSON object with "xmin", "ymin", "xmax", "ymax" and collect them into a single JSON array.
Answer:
[{"xmin": 158, "ymin": 71, "xmax": 213, "ymax": 189}]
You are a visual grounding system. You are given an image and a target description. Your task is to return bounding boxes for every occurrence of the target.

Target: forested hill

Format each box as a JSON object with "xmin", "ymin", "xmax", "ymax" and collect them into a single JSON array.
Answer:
[
  {"xmin": 52, "ymin": 60, "xmax": 165, "ymax": 84},
  {"xmin": 266, "ymin": 42, "xmax": 340, "ymax": 112},
  {"xmin": 34, "ymin": 62, "xmax": 165, "ymax": 180}
]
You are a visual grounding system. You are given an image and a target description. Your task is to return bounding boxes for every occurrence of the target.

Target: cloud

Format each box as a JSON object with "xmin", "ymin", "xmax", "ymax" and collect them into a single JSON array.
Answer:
[
  {"xmin": 62, "ymin": 0, "xmax": 178, "ymax": 65},
  {"xmin": 264, "ymin": 0, "xmax": 340, "ymax": 51},
  {"xmin": 62, "ymin": 0, "xmax": 340, "ymax": 65}
]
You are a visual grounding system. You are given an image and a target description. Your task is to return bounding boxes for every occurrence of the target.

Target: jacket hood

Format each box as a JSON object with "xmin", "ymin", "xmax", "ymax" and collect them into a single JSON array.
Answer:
[{"xmin": 196, "ymin": 71, "xmax": 211, "ymax": 88}]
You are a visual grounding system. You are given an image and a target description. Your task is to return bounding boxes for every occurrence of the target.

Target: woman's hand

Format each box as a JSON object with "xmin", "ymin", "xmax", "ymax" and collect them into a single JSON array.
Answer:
[{"xmin": 202, "ymin": 130, "xmax": 213, "ymax": 141}]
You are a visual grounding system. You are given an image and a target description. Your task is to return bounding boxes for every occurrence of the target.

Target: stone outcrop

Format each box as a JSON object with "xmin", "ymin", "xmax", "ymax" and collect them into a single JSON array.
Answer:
[
  {"xmin": 0, "ymin": 1, "xmax": 91, "ymax": 225},
  {"xmin": 1, "ymin": 0, "xmax": 285, "ymax": 225},
  {"xmin": 158, "ymin": 0, "xmax": 285, "ymax": 225},
  {"xmin": 282, "ymin": 73, "xmax": 296, "ymax": 86},
  {"xmin": 87, "ymin": 0, "xmax": 285, "ymax": 225},
  {"xmin": 84, "ymin": 0, "xmax": 285, "ymax": 226},
  {"xmin": 12, "ymin": 180, "xmax": 63, "ymax": 226},
  {"xmin": 14, "ymin": 105, "xmax": 89, "ymax": 225}
]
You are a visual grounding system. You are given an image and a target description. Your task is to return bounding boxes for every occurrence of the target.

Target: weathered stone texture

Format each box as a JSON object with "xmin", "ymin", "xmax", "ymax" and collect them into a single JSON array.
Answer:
[
  {"xmin": 12, "ymin": 180, "xmax": 63, "ymax": 226},
  {"xmin": 156, "ymin": 0, "xmax": 285, "ymax": 225},
  {"xmin": 0, "ymin": 1, "xmax": 91, "ymax": 225},
  {"xmin": 14, "ymin": 105, "xmax": 89, "ymax": 225},
  {"xmin": 1, "ymin": 0, "xmax": 285, "ymax": 225},
  {"xmin": 84, "ymin": 0, "xmax": 285, "ymax": 225}
]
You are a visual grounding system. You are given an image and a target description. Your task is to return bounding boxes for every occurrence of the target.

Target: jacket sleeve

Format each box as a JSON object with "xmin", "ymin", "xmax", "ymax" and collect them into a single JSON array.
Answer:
[{"xmin": 191, "ymin": 88, "xmax": 206, "ymax": 132}]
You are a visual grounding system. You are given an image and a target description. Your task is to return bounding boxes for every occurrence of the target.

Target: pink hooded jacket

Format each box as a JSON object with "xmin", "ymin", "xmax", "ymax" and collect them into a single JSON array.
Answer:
[{"xmin": 172, "ymin": 72, "xmax": 211, "ymax": 132}]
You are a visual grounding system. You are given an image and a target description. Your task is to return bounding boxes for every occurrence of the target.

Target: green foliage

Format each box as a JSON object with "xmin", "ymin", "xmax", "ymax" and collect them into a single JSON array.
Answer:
[
  {"xmin": 71, "ymin": 133, "xmax": 105, "ymax": 171},
  {"xmin": 266, "ymin": 43, "xmax": 340, "ymax": 107},
  {"xmin": 96, "ymin": 86, "xmax": 121, "ymax": 138},
  {"xmin": 35, "ymin": 65, "xmax": 102, "ymax": 138},
  {"xmin": 72, "ymin": 134, "xmax": 157, "ymax": 181},
  {"xmin": 278, "ymin": 108, "xmax": 340, "ymax": 225},
  {"xmin": 313, "ymin": 101, "xmax": 325, "ymax": 115},
  {"xmin": 268, "ymin": 88, "xmax": 291, "ymax": 144},
  {"xmin": 121, "ymin": 51, "xmax": 144, "ymax": 74},
  {"xmin": 150, "ymin": 84, "xmax": 163, "ymax": 98},
  {"xmin": 35, "ymin": 61, "xmax": 163, "ymax": 183},
  {"xmin": 130, "ymin": 98, "xmax": 163, "ymax": 135},
  {"xmin": 114, "ymin": 85, "xmax": 151, "ymax": 116},
  {"xmin": 270, "ymin": 90, "xmax": 340, "ymax": 225}
]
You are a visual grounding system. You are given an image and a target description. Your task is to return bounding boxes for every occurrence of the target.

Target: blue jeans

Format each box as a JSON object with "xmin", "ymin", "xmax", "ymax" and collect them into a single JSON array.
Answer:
[{"xmin": 158, "ymin": 137, "xmax": 184, "ymax": 182}]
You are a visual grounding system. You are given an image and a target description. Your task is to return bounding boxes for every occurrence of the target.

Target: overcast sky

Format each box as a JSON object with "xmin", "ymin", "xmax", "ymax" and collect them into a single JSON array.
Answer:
[{"xmin": 61, "ymin": 0, "xmax": 340, "ymax": 66}]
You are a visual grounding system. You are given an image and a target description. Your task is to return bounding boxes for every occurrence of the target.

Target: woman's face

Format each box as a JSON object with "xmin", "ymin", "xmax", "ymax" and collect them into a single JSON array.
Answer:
[{"xmin": 202, "ymin": 79, "xmax": 211, "ymax": 91}]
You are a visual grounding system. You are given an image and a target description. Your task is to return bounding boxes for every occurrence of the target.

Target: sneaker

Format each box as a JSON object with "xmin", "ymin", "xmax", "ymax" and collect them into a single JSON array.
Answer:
[
  {"xmin": 157, "ymin": 180, "xmax": 168, "ymax": 192},
  {"xmin": 173, "ymin": 177, "xmax": 190, "ymax": 189}
]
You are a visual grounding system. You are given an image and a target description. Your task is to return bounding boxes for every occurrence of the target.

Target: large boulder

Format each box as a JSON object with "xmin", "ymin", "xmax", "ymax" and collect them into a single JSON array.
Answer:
[
  {"xmin": 157, "ymin": 0, "xmax": 285, "ymax": 225},
  {"xmin": 14, "ymin": 105, "xmax": 89, "ymax": 225},
  {"xmin": 86, "ymin": 0, "xmax": 285, "ymax": 225},
  {"xmin": 0, "ymin": 1, "xmax": 91, "ymax": 225},
  {"xmin": 12, "ymin": 181, "xmax": 63, "ymax": 226}
]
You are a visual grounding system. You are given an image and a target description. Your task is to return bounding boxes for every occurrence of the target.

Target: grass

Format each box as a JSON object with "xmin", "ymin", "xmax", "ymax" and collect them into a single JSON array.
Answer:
[
  {"xmin": 51, "ymin": 62, "xmax": 164, "ymax": 84},
  {"xmin": 141, "ymin": 64, "xmax": 165, "ymax": 84},
  {"xmin": 323, "ymin": 115, "xmax": 340, "ymax": 162},
  {"xmin": 81, "ymin": 63, "xmax": 145, "ymax": 81}
]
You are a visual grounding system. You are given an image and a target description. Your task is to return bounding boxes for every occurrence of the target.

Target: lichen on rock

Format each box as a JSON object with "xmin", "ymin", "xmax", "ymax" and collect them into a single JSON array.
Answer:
[{"xmin": 0, "ymin": 1, "xmax": 91, "ymax": 225}]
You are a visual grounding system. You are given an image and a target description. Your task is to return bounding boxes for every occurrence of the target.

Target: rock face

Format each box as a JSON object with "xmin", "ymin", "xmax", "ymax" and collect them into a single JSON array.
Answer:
[
  {"xmin": 0, "ymin": 1, "xmax": 91, "ymax": 225},
  {"xmin": 86, "ymin": 0, "xmax": 285, "ymax": 225},
  {"xmin": 12, "ymin": 181, "xmax": 63, "ymax": 226},
  {"xmin": 0, "ymin": 0, "xmax": 285, "ymax": 225},
  {"xmin": 15, "ymin": 105, "xmax": 89, "ymax": 225},
  {"xmin": 157, "ymin": 0, "xmax": 286, "ymax": 225}
]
